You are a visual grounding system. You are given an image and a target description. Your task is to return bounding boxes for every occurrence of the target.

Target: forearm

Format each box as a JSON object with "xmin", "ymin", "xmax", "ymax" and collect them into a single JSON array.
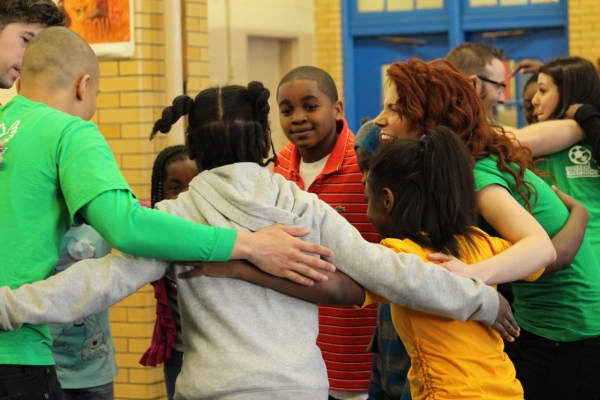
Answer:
[
  {"xmin": 503, "ymin": 120, "xmax": 584, "ymax": 157},
  {"xmin": 469, "ymin": 233, "xmax": 555, "ymax": 284},
  {"xmin": 0, "ymin": 253, "xmax": 167, "ymax": 330},
  {"xmin": 80, "ymin": 190, "xmax": 237, "ymax": 261},
  {"xmin": 221, "ymin": 260, "xmax": 365, "ymax": 305},
  {"xmin": 544, "ymin": 202, "xmax": 589, "ymax": 275}
]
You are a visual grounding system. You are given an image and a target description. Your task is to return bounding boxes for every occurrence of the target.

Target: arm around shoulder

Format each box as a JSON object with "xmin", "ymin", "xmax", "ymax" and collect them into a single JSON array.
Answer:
[{"xmin": 315, "ymin": 198, "xmax": 501, "ymax": 325}]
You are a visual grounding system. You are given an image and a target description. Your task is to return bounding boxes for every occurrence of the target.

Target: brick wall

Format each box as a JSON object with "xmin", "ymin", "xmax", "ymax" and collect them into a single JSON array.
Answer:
[
  {"xmin": 99, "ymin": 1, "xmax": 209, "ymax": 399},
  {"xmin": 315, "ymin": 0, "xmax": 344, "ymax": 101},
  {"xmin": 568, "ymin": 0, "xmax": 600, "ymax": 64}
]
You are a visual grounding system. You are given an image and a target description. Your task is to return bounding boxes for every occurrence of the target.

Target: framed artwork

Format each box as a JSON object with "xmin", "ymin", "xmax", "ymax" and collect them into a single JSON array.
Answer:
[{"xmin": 57, "ymin": 0, "xmax": 134, "ymax": 57}]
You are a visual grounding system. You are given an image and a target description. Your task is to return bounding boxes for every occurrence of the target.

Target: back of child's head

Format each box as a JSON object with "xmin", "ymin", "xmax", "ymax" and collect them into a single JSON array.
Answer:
[
  {"xmin": 20, "ymin": 26, "xmax": 99, "ymax": 91},
  {"xmin": 150, "ymin": 81, "xmax": 276, "ymax": 171},
  {"xmin": 354, "ymin": 120, "xmax": 381, "ymax": 159},
  {"xmin": 368, "ymin": 126, "xmax": 481, "ymax": 258},
  {"xmin": 278, "ymin": 66, "xmax": 338, "ymax": 102},
  {"xmin": 0, "ymin": 0, "xmax": 65, "ymax": 30},
  {"xmin": 150, "ymin": 145, "xmax": 190, "ymax": 207}
]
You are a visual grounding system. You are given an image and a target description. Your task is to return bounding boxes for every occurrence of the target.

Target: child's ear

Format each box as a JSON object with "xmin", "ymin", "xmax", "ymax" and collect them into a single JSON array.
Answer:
[
  {"xmin": 15, "ymin": 77, "xmax": 21, "ymax": 94},
  {"xmin": 75, "ymin": 74, "xmax": 91, "ymax": 101},
  {"xmin": 382, "ymin": 188, "xmax": 395, "ymax": 213},
  {"xmin": 333, "ymin": 100, "xmax": 344, "ymax": 121}
]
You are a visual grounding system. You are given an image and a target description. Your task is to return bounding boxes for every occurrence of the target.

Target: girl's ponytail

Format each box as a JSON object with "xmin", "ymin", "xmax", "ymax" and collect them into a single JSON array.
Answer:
[{"xmin": 150, "ymin": 95, "xmax": 195, "ymax": 140}]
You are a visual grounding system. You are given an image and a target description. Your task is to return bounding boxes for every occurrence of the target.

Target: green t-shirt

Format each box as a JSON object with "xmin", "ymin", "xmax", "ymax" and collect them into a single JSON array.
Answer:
[
  {"xmin": 536, "ymin": 141, "xmax": 600, "ymax": 262},
  {"xmin": 474, "ymin": 156, "xmax": 600, "ymax": 342},
  {"xmin": 0, "ymin": 96, "xmax": 131, "ymax": 365}
]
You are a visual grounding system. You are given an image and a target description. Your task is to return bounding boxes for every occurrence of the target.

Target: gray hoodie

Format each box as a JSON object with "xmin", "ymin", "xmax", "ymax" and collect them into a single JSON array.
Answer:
[{"xmin": 0, "ymin": 163, "xmax": 498, "ymax": 400}]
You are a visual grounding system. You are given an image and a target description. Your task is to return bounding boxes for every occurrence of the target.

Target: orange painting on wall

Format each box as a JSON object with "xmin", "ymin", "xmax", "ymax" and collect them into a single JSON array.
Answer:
[{"xmin": 58, "ymin": 0, "xmax": 134, "ymax": 56}]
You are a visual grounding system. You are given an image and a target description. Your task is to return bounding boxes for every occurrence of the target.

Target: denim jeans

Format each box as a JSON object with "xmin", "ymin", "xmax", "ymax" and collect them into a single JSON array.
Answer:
[
  {"xmin": 163, "ymin": 350, "xmax": 183, "ymax": 400},
  {"xmin": 507, "ymin": 328, "xmax": 600, "ymax": 400},
  {"xmin": 62, "ymin": 382, "xmax": 114, "ymax": 400},
  {"xmin": 0, "ymin": 364, "xmax": 63, "ymax": 400}
]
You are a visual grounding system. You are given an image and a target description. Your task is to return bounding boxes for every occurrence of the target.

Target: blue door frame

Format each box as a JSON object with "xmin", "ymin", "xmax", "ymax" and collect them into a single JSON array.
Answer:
[{"xmin": 342, "ymin": 0, "xmax": 568, "ymax": 130}]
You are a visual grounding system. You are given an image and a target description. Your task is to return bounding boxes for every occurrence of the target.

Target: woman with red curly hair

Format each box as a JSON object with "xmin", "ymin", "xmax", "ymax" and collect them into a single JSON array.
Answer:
[{"xmin": 373, "ymin": 59, "xmax": 600, "ymax": 400}]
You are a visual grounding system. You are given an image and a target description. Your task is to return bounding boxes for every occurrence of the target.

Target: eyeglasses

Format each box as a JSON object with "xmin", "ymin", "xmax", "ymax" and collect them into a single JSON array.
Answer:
[{"xmin": 476, "ymin": 75, "xmax": 507, "ymax": 91}]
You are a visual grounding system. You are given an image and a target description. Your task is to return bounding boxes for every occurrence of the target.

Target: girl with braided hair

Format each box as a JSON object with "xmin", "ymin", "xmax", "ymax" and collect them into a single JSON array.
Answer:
[
  {"xmin": 140, "ymin": 145, "xmax": 199, "ymax": 400},
  {"xmin": 362, "ymin": 126, "xmax": 534, "ymax": 399},
  {"xmin": 0, "ymin": 81, "xmax": 517, "ymax": 399}
]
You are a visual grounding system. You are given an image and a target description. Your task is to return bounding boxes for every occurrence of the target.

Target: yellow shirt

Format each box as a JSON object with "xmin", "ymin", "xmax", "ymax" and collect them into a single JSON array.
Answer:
[{"xmin": 364, "ymin": 230, "xmax": 542, "ymax": 399}]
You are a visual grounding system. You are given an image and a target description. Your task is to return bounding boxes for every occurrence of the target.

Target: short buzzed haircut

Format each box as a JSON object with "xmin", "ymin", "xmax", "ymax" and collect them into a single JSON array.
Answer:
[
  {"xmin": 21, "ymin": 26, "xmax": 99, "ymax": 90},
  {"xmin": 446, "ymin": 42, "xmax": 505, "ymax": 77},
  {"xmin": 278, "ymin": 66, "xmax": 339, "ymax": 102},
  {"xmin": 0, "ymin": 0, "xmax": 65, "ymax": 30}
]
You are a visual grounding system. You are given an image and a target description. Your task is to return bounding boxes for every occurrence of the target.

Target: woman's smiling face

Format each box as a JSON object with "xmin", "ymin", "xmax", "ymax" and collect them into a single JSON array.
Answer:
[
  {"xmin": 532, "ymin": 73, "xmax": 560, "ymax": 122},
  {"xmin": 374, "ymin": 83, "xmax": 412, "ymax": 144}
]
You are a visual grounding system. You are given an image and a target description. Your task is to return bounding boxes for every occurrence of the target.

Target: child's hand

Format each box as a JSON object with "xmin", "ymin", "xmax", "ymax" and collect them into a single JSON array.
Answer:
[
  {"xmin": 564, "ymin": 104, "xmax": 583, "ymax": 120},
  {"xmin": 551, "ymin": 185, "xmax": 581, "ymax": 213},
  {"xmin": 509, "ymin": 59, "xmax": 543, "ymax": 77},
  {"xmin": 177, "ymin": 260, "xmax": 245, "ymax": 280},
  {"xmin": 492, "ymin": 292, "xmax": 520, "ymax": 342},
  {"xmin": 427, "ymin": 252, "xmax": 472, "ymax": 278},
  {"xmin": 233, "ymin": 225, "xmax": 336, "ymax": 287}
]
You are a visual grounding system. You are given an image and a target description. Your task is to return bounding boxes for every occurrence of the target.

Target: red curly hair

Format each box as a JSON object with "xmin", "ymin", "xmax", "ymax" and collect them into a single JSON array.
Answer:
[{"xmin": 386, "ymin": 58, "xmax": 537, "ymax": 210}]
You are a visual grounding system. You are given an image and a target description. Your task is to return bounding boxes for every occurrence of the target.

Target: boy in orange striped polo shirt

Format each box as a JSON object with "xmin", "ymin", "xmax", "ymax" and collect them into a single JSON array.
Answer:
[{"xmin": 274, "ymin": 66, "xmax": 378, "ymax": 400}]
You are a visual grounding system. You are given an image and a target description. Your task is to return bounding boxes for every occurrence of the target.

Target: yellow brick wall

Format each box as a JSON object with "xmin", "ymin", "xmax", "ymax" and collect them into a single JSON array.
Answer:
[
  {"xmin": 96, "ymin": 1, "xmax": 209, "ymax": 399},
  {"xmin": 569, "ymin": 0, "xmax": 600, "ymax": 64},
  {"xmin": 315, "ymin": 0, "xmax": 344, "ymax": 101}
]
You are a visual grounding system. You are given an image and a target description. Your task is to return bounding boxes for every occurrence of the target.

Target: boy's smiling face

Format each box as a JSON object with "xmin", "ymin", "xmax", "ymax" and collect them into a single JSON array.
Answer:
[{"xmin": 277, "ymin": 79, "xmax": 343, "ymax": 163}]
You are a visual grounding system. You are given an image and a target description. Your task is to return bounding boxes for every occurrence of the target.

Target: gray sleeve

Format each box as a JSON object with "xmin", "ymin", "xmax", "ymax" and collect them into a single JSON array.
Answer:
[
  {"xmin": 0, "ymin": 252, "xmax": 167, "ymax": 330},
  {"xmin": 318, "ymin": 201, "xmax": 499, "ymax": 325}
]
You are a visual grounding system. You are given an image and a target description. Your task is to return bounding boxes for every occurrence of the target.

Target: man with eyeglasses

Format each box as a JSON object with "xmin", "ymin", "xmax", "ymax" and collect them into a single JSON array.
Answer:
[
  {"xmin": 444, "ymin": 42, "xmax": 591, "ymax": 160},
  {"xmin": 446, "ymin": 42, "xmax": 507, "ymax": 119}
]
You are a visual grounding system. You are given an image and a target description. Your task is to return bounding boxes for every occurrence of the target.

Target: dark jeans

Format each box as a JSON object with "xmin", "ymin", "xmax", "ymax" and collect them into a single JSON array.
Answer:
[
  {"xmin": 507, "ymin": 328, "xmax": 600, "ymax": 400},
  {"xmin": 163, "ymin": 350, "xmax": 183, "ymax": 400},
  {"xmin": 62, "ymin": 382, "xmax": 114, "ymax": 400},
  {"xmin": 0, "ymin": 364, "xmax": 63, "ymax": 400}
]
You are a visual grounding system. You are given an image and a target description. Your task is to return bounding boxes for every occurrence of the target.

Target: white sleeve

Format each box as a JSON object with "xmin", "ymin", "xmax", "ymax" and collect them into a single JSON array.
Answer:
[
  {"xmin": 317, "ymin": 201, "xmax": 499, "ymax": 325},
  {"xmin": 0, "ymin": 252, "xmax": 167, "ymax": 330}
]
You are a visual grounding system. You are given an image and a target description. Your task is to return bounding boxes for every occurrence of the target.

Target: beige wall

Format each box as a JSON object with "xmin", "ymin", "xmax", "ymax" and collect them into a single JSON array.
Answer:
[
  {"xmin": 315, "ymin": 0, "xmax": 343, "ymax": 101},
  {"xmin": 568, "ymin": 0, "xmax": 600, "ymax": 65}
]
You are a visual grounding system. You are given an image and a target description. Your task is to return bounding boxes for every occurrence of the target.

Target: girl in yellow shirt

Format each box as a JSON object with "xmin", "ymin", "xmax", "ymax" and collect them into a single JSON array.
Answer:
[{"xmin": 362, "ymin": 126, "xmax": 541, "ymax": 399}]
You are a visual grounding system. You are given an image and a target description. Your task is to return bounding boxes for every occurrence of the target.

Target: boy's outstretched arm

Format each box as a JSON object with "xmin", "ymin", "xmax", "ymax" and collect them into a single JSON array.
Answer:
[
  {"xmin": 0, "ymin": 253, "xmax": 167, "ymax": 331},
  {"xmin": 80, "ymin": 191, "xmax": 334, "ymax": 286},
  {"xmin": 178, "ymin": 260, "xmax": 365, "ymax": 306}
]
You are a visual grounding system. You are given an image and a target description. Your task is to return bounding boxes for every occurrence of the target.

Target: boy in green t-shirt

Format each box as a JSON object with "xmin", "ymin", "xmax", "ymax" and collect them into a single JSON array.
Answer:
[
  {"xmin": 0, "ymin": 0, "xmax": 65, "ymax": 163},
  {"xmin": 0, "ymin": 26, "xmax": 334, "ymax": 400}
]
